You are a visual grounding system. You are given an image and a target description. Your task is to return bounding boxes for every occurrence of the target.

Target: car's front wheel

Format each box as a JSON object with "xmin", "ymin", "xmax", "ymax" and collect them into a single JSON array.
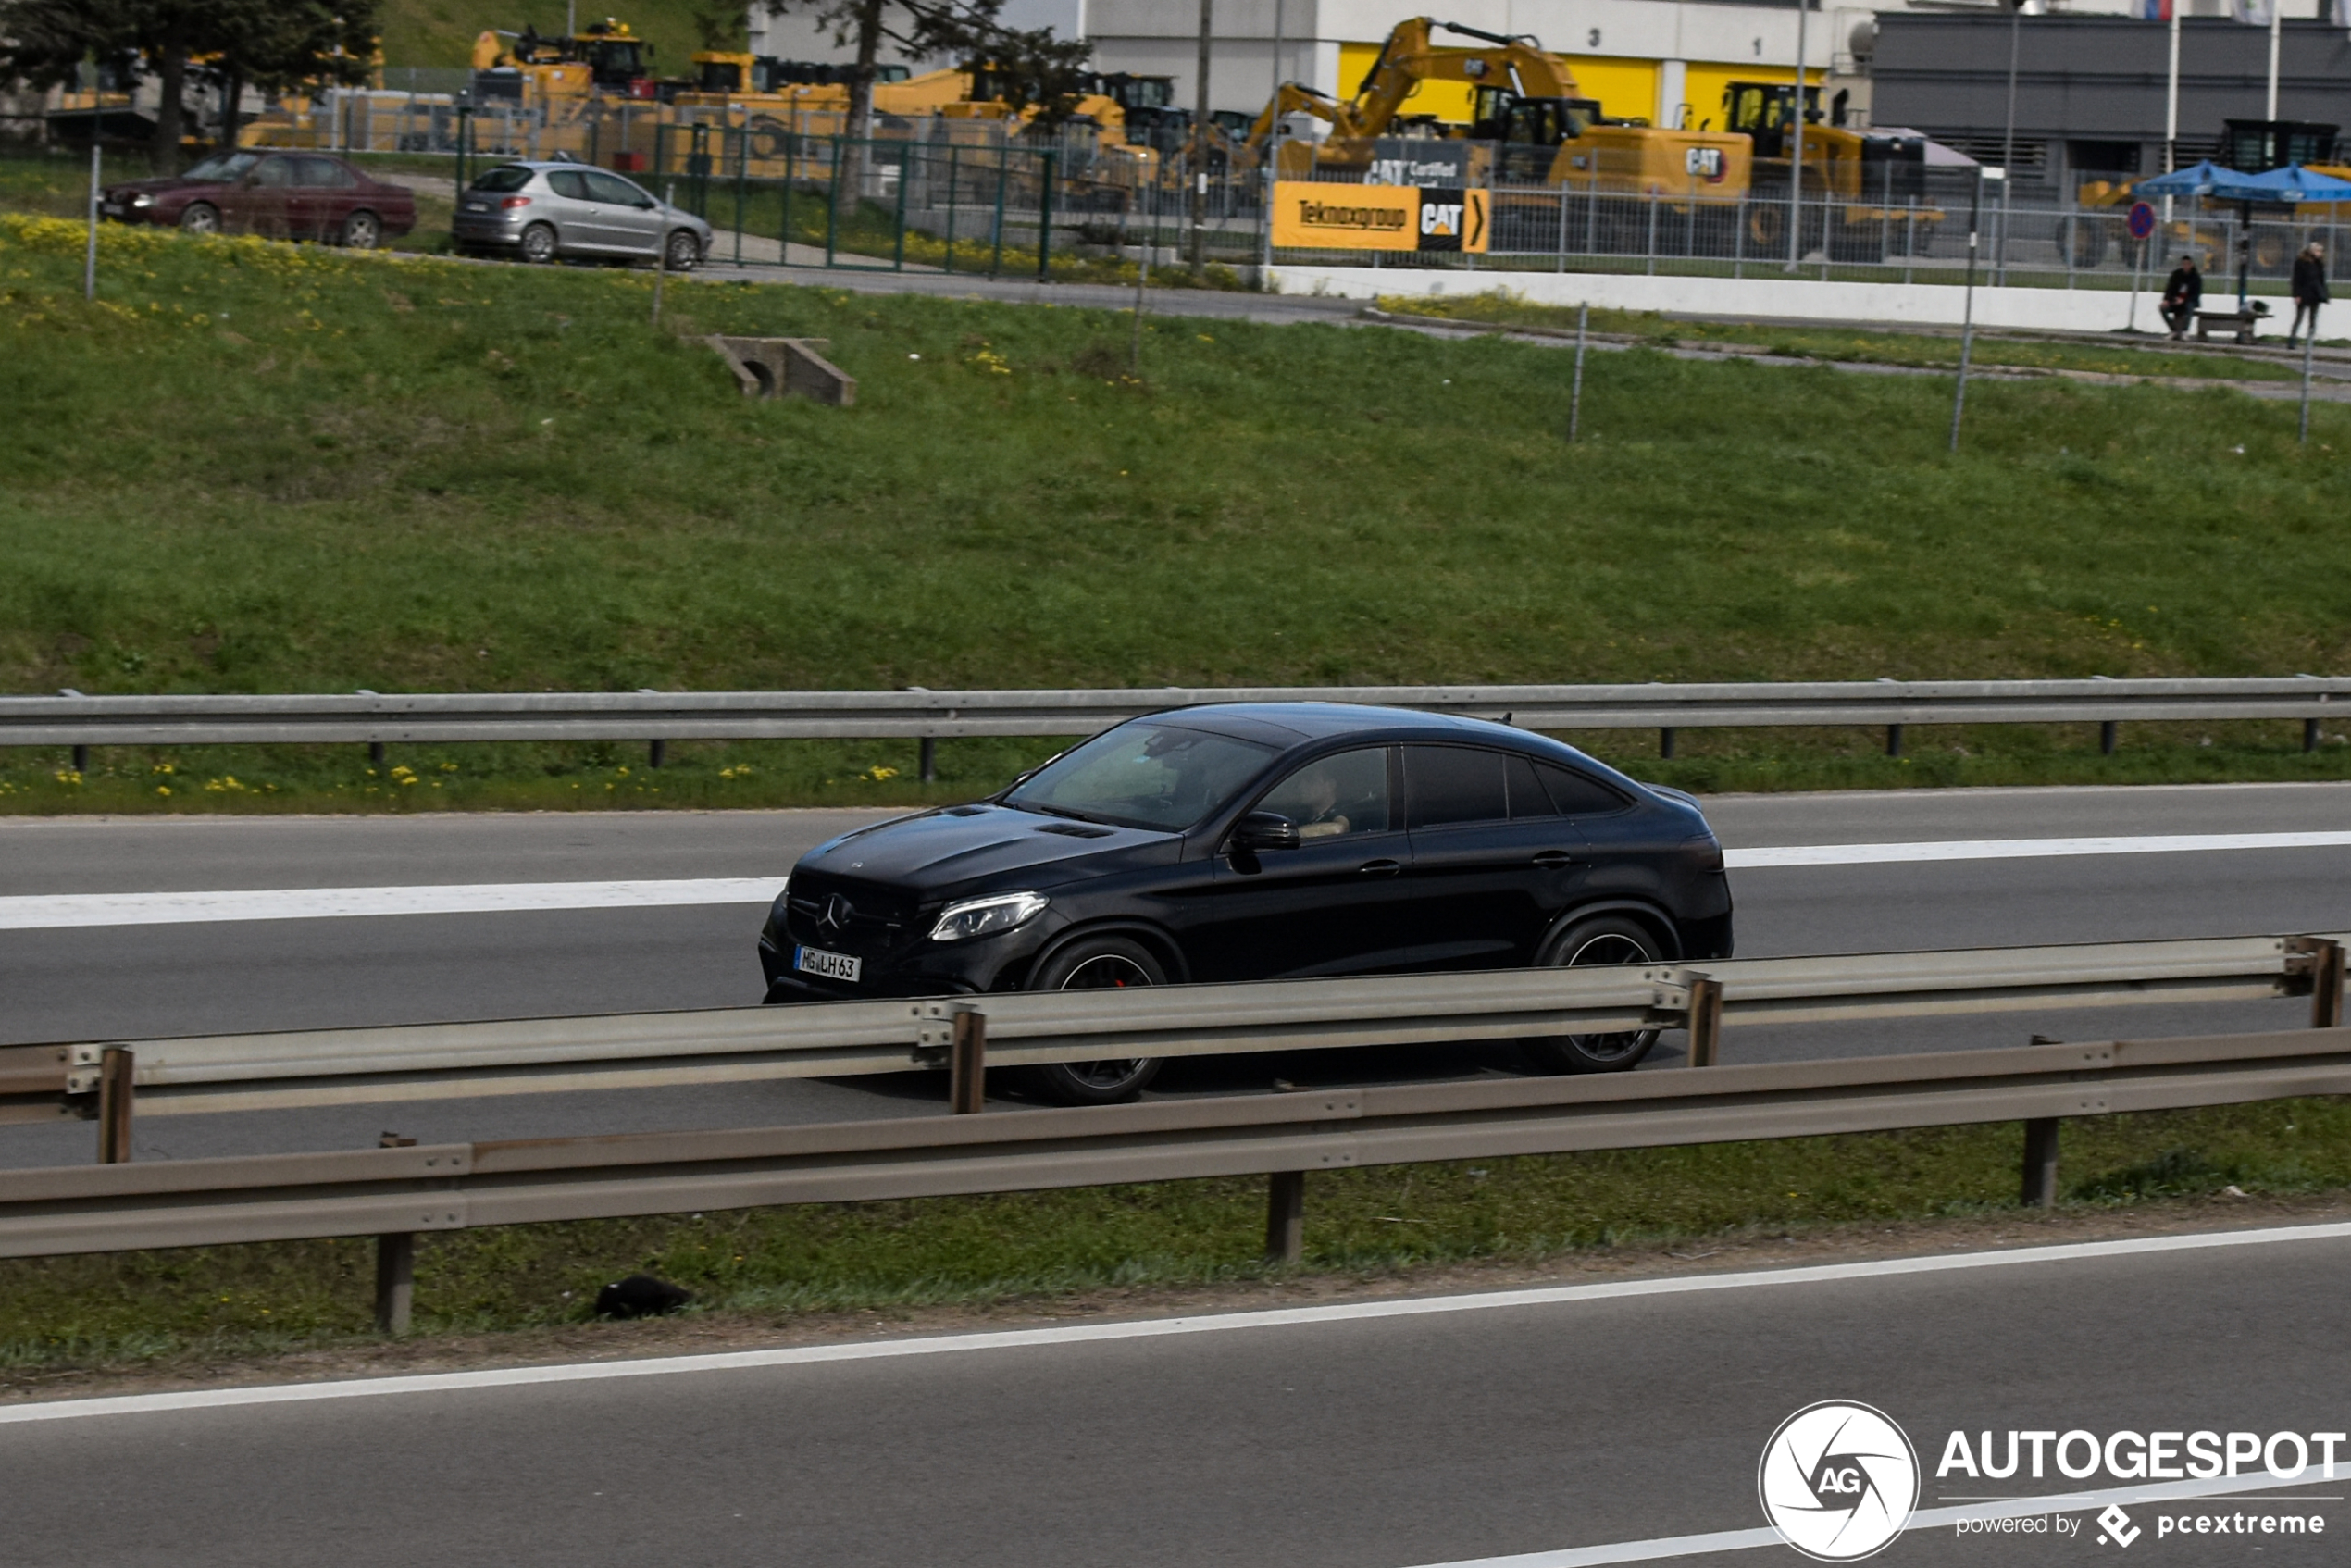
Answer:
[
  {"xmin": 1523, "ymin": 915, "xmax": 1665, "ymax": 1074},
  {"xmin": 341, "ymin": 209, "xmax": 381, "ymax": 249},
  {"xmin": 662, "ymin": 228, "xmax": 702, "ymax": 271},
  {"xmin": 1023, "ymin": 936, "xmax": 1165, "ymax": 1105},
  {"xmin": 179, "ymin": 202, "xmax": 221, "ymax": 236},
  {"xmin": 518, "ymin": 222, "xmax": 559, "ymax": 264}
]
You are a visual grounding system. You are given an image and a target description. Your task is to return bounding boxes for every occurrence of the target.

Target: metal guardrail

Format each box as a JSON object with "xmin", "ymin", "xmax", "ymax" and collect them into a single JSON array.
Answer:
[
  {"xmin": 6, "ymin": 677, "xmax": 2348, "ymax": 752},
  {"xmin": 6, "ymin": 933, "xmax": 2340, "ymax": 1123},
  {"xmin": 6, "ymin": 1026, "xmax": 2350, "ymax": 1263}
]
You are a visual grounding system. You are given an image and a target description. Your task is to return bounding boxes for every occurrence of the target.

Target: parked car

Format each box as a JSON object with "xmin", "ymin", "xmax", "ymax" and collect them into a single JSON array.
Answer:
[
  {"xmin": 99, "ymin": 151, "xmax": 417, "ymax": 247},
  {"xmin": 451, "ymin": 161, "xmax": 711, "ymax": 269},
  {"xmin": 758, "ymin": 703, "xmax": 1734, "ymax": 1103}
]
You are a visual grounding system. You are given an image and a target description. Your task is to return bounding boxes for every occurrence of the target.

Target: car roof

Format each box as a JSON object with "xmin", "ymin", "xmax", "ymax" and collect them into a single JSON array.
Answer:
[{"xmin": 1151, "ymin": 702, "xmax": 1534, "ymax": 744}]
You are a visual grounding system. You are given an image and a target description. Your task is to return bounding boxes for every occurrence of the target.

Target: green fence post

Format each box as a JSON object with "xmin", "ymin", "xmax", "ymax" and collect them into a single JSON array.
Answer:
[
  {"xmin": 891, "ymin": 142, "xmax": 911, "ymax": 271},
  {"xmin": 654, "ymin": 119, "xmax": 666, "ymax": 182},
  {"xmin": 733, "ymin": 123, "xmax": 747, "ymax": 267},
  {"xmin": 781, "ymin": 140, "xmax": 794, "ymax": 265},
  {"xmin": 825, "ymin": 134, "xmax": 841, "ymax": 268},
  {"xmin": 989, "ymin": 150, "xmax": 1007, "ymax": 279},
  {"xmin": 1037, "ymin": 149, "xmax": 1054, "ymax": 280},
  {"xmin": 945, "ymin": 143, "xmax": 959, "ymax": 273}
]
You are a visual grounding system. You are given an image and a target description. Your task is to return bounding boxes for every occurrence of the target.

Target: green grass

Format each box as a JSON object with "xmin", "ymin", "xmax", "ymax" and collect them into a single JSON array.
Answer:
[
  {"xmin": 1382, "ymin": 291, "xmax": 2310, "ymax": 380},
  {"xmin": 5, "ymin": 1101, "xmax": 2345, "ymax": 1377},
  {"xmin": 8, "ymin": 215, "xmax": 2351, "ymax": 813}
]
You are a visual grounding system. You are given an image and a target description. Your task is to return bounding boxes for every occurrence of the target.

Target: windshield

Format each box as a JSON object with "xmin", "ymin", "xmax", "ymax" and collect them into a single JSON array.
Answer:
[
  {"xmin": 1003, "ymin": 721, "xmax": 1275, "ymax": 831},
  {"xmin": 183, "ymin": 152, "xmax": 261, "ymax": 182},
  {"xmin": 469, "ymin": 165, "xmax": 536, "ymax": 193}
]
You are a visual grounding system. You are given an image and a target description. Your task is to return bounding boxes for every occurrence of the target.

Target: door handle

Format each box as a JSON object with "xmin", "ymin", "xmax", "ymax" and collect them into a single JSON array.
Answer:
[
  {"xmin": 1532, "ymin": 851, "xmax": 1578, "ymax": 869},
  {"xmin": 1358, "ymin": 858, "xmax": 1401, "ymax": 876}
]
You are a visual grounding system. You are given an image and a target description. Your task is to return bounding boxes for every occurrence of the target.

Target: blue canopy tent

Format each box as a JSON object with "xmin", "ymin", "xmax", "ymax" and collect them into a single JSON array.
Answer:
[
  {"xmin": 2133, "ymin": 160, "xmax": 2243, "ymax": 199},
  {"xmin": 2189, "ymin": 164, "xmax": 2351, "ymax": 310}
]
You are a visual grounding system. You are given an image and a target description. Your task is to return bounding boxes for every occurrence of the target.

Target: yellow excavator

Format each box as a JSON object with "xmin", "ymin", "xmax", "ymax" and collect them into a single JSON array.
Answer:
[
  {"xmin": 470, "ymin": 19, "xmax": 659, "ymax": 112},
  {"xmin": 1720, "ymin": 81, "xmax": 1938, "ymax": 261},
  {"xmin": 1248, "ymin": 18, "xmax": 1749, "ymax": 206}
]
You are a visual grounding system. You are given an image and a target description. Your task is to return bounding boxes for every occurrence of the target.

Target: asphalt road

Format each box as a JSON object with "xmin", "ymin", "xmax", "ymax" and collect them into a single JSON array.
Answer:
[
  {"xmin": 4, "ymin": 1224, "xmax": 2344, "ymax": 1567},
  {"xmin": 2, "ymin": 781, "xmax": 2345, "ymax": 1164}
]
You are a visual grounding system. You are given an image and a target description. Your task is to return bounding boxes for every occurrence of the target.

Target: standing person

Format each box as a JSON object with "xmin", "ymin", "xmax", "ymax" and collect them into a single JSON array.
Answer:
[
  {"xmin": 2289, "ymin": 241, "xmax": 2330, "ymax": 348},
  {"xmin": 2160, "ymin": 252, "xmax": 2203, "ymax": 340}
]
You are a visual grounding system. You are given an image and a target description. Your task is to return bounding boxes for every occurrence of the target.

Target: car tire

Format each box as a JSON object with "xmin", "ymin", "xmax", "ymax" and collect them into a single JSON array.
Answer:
[
  {"xmin": 179, "ymin": 202, "xmax": 221, "ymax": 236},
  {"xmin": 1021, "ymin": 936, "xmax": 1166, "ymax": 1105},
  {"xmin": 341, "ymin": 209, "xmax": 381, "ymax": 250},
  {"xmin": 1523, "ymin": 915, "xmax": 1665, "ymax": 1075},
  {"xmin": 662, "ymin": 228, "xmax": 702, "ymax": 272},
  {"xmin": 518, "ymin": 222, "xmax": 559, "ymax": 264}
]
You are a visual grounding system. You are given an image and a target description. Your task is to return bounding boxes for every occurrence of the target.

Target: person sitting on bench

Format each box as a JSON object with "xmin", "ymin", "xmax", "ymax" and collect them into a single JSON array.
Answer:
[{"xmin": 2161, "ymin": 253, "xmax": 2202, "ymax": 341}]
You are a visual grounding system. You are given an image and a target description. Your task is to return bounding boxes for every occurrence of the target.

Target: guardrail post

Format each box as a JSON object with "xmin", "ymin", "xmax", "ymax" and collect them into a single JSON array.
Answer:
[
  {"xmin": 368, "ymin": 742, "xmax": 386, "ymax": 766},
  {"xmin": 1885, "ymin": 724, "xmax": 1905, "ymax": 758},
  {"xmin": 97, "ymin": 1047, "xmax": 132, "ymax": 1164},
  {"xmin": 648, "ymin": 740, "xmax": 666, "ymax": 769},
  {"xmin": 919, "ymin": 737, "xmax": 937, "ymax": 782},
  {"xmin": 1265, "ymin": 1170, "xmax": 1304, "ymax": 1263},
  {"xmin": 950, "ymin": 1002, "xmax": 986, "ymax": 1114},
  {"xmin": 1659, "ymin": 727, "xmax": 1676, "ymax": 760},
  {"xmin": 376, "ymin": 1132, "xmax": 418, "ymax": 1333},
  {"xmin": 2020, "ymin": 1118, "xmax": 2060, "ymax": 1209},
  {"xmin": 2306, "ymin": 718, "xmax": 2322, "ymax": 754},
  {"xmin": 70, "ymin": 744, "xmax": 89, "ymax": 773},
  {"xmin": 2100, "ymin": 721, "xmax": 2119, "ymax": 756},
  {"xmin": 2307, "ymin": 938, "xmax": 2345, "ymax": 1028},
  {"xmin": 1686, "ymin": 975, "xmax": 1723, "ymax": 1067}
]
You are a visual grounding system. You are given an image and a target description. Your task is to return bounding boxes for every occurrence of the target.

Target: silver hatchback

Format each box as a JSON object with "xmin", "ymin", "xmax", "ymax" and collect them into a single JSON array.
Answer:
[{"xmin": 452, "ymin": 161, "xmax": 714, "ymax": 269}]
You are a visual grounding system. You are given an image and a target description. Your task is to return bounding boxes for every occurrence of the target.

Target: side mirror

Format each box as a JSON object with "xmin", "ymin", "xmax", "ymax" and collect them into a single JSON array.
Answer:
[{"xmin": 1230, "ymin": 811, "xmax": 1300, "ymax": 853}]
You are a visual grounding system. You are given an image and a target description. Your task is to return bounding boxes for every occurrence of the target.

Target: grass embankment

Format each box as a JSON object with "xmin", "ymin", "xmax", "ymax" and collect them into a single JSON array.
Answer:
[
  {"xmin": 4, "ymin": 1101, "xmax": 2343, "ymax": 1381},
  {"xmin": 1382, "ymin": 291, "xmax": 2313, "ymax": 380},
  {"xmin": 382, "ymin": 0, "xmax": 737, "ymax": 75},
  {"xmin": 6, "ymin": 214, "xmax": 2351, "ymax": 814}
]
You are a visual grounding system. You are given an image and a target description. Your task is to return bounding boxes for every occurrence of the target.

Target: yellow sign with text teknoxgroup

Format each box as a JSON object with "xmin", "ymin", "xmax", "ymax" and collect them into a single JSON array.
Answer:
[{"xmin": 1273, "ymin": 183, "xmax": 1488, "ymax": 253}]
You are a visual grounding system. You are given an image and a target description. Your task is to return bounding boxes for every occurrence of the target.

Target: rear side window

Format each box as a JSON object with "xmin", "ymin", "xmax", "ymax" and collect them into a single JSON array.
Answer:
[
  {"xmin": 252, "ymin": 157, "xmax": 298, "ymax": 188},
  {"xmin": 1505, "ymin": 754, "xmax": 1552, "ymax": 819},
  {"xmin": 1405, "ymin": 746, "xmax": 1508, "ymax": 828},
  {"xmin": 1537, "ymin": 762, "xmax": 1629, "ymax": 816},
  {"xmin": 469, "ymin": 166, "xmax": 535, "ymax": 193}
]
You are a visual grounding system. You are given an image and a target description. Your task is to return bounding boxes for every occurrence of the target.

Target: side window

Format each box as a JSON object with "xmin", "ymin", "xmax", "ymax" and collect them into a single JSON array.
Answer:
[
  {"xmin": 583, "ymin": 169, "xmax": 649, "ymax": 205},
  {"xmin": 294, "ymin": 156, "xmax": 355, "ymax": 188},
  {"xmin": 1404, "ymin": 746, "xmax": 1508, "ymax": 829},
  {"xmin": 1255, "ymin": 748, "xmax": 1390, "ymax": 840},
  {"xmin": 547, "ymin": 169, "xmax": 592, "ymax": 200},
  {"xmin": 252, "ymin": 158, "xmax": 297, "ymax": 188},
  {"xmin": 1537, "ymin": 762, "xmax": 1629, "ymax": 816}
]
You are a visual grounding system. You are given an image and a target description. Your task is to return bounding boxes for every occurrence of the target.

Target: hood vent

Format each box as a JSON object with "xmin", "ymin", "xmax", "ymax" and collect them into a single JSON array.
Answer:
[{"xmin": 1036, "ymin": 822, "xmax": 1114, "ymax": 839}]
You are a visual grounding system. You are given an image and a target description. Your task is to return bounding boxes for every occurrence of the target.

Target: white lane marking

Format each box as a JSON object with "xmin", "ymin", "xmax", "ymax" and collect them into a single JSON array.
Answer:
[
  {"xmin": 2, "ymin": 1220, "xmax": 2345, "ymax": 1426},
  {"xmin": 1412, "ymin": 1473, "xmax": 2342, "ymax": 1567},
  {"xmin": 1726, "ymin": 829, "xmax": 2351, "ymax": 869},
  {"xmin": 5, "ymin": 831, "xmax": 2350, "ymax": 930},
  {"xmin": 0, "ymin": 878, "xmax": 788, "ymax": 931}
]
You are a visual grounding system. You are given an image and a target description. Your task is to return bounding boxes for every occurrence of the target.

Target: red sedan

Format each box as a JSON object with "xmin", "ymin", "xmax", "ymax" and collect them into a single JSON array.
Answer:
[{"xmin": 100, "ymin": 150, "xmax": 417, "ymax": 248}]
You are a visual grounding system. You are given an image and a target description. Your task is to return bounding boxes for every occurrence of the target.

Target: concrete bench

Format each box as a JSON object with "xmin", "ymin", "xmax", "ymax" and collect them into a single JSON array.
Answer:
[{"xmin": 2195, "ymin": 309, "xmax": 2265, "ymax": 344}]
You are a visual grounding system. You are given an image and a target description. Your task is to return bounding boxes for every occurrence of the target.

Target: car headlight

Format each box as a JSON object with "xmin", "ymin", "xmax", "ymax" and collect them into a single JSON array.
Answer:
[
  {"xmin": 928, "ymin": 891, "xmax": 1048, "ymax": 943},
  {"xmin": 130, "ymin": 193, "xmax": 153, "ymax": 207}
]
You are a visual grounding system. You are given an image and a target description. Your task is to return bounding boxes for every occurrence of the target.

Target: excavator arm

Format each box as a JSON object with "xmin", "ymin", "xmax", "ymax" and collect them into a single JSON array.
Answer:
[
  {"xmin": 1340, "ymin": 17, "xmax": 1579, "ymax": 139},
  {"xmin": 1245, "ymin": 81, "xmax": 1341, "ymax": 152}
]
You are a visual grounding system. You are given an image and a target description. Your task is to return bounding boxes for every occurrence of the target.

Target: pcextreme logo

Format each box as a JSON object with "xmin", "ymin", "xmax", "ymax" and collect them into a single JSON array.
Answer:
[{"xmin": 1759, "ymin": 1401, "xmax": 1922, "ymax": 1562}]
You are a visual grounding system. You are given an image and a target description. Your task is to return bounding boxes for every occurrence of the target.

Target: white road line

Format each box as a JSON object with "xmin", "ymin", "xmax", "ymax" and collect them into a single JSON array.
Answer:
[
  {"xmin": 4, "ymin": 831, "xmax": 2350, "ymax": 930},
  {"xmin": 0, "ymin": 878, "xmax": 789, "ymax": 931},
  {"xmin": 1725, "ymin": 829, "xmax": 2351, "ymax": 869},
  {"xmin": 1, "ymin": 1220, "xmax": 2345, "ymax": 1426},
  {"xmin": 1412, "ymin": 1473, "xmax": 2342, "ymax": 1568}
]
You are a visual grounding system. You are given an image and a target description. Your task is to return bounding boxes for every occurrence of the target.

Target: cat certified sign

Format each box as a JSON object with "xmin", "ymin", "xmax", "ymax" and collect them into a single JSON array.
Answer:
[{"xmin": 1272, "ymin": 183, "xmax": 1489, "ymax": 252}]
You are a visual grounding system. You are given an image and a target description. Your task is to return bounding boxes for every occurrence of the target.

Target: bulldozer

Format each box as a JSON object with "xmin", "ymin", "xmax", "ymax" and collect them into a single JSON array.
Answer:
[
  {"xmin": 1248, "ymin": 19, "xmax": 1750, "ymax": 220},
  {"xmin": 1720, "ymin": 81, "xmax": 1937, "ymax": 261}
]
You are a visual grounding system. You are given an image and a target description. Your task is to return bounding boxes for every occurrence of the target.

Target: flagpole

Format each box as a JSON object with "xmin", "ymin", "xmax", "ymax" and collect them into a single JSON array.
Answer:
[{"xmin": 2265, "ymin": 0, "xmax": 2281, "ymax": 119}]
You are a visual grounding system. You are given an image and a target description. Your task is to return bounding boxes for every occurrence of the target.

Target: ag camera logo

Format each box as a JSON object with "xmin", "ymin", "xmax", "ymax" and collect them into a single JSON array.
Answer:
[{"xmin": 1759, "ymin": 1401, "xmax": 1921, "ymax": 1561}]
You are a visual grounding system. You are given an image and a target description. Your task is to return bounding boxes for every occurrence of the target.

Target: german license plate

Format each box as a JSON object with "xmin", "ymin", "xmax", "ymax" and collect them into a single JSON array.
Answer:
[
  {"xmin": 794, "ymin": 945, "xmax": 861, "ymax": 982},
  {"xmin": 463, "ymin": 200, "xmax": 489, "ymax": 212}
]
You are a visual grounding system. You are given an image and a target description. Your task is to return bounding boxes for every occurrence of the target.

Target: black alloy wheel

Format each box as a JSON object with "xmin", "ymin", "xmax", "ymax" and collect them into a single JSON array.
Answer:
[
  {"xmin": 1523, "ymin": 915, "xmax": 1665, "ymax": 1074},
  {"xmin": 1023, "ymin": 937, "xmax": 1165, "ymax": 1105}
]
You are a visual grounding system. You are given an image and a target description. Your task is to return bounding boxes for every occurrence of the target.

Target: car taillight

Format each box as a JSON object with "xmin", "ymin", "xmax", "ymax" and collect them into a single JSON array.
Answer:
[{"xmin": 500, "ymin": 195, "xmax": 531, "ymax": 209}]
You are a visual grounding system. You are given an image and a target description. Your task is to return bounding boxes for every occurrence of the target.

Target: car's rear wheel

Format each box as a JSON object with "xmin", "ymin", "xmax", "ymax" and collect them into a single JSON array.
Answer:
[
  {"xmin": 518, "ymin": 222, "xmax": 558, "ymax": 264},
  {"xmin": 341, "ymin": 209, "xmax": 381, "ymax": 249},
  {"xmin": 179, "ymin": 202, "xmax": 221, "ymax": 236},
  {"xmin": 662, "ymin": 228, "xmax": 702, "ymax": 271},
  {"xmin": 1523, "ymin": 915, "xmax": 1664, "ymax": 1074},
  {"xmin": 1022, "ymin": 937, "xmax": 1165, "ymax": 1105}
]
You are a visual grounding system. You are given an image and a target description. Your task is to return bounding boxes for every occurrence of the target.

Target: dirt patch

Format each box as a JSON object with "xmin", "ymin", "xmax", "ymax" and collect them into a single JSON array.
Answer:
[{"xmin": 8, "ymin": 1188, "xmax": 2345, "ymax": 1408}]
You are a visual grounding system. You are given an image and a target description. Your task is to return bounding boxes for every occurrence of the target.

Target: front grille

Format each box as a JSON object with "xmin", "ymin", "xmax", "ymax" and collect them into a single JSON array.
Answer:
[{"xmin": 784, "ymin": 872, "xmax": 920, "ymax": 952}]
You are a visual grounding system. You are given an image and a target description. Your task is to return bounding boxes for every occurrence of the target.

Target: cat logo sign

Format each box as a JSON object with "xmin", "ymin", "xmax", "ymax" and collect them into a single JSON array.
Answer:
[
  {"xmin": 1686, "ymin": 146, "xmax": 1727, "ymax": 182},
  {"xmin": 1273, "ymin": 183, "xmax": 1487, "ymax": 253}
]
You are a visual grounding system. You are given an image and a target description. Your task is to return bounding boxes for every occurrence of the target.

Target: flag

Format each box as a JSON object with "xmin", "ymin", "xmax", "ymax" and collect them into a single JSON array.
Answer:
[
  {"xmin": 2232, "ymin": 0, "xmax": 2273, "ymax": 23},
  {"xmin": 2139, "ymin": 0, "xmax": 2171, "ymax": 19}
]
